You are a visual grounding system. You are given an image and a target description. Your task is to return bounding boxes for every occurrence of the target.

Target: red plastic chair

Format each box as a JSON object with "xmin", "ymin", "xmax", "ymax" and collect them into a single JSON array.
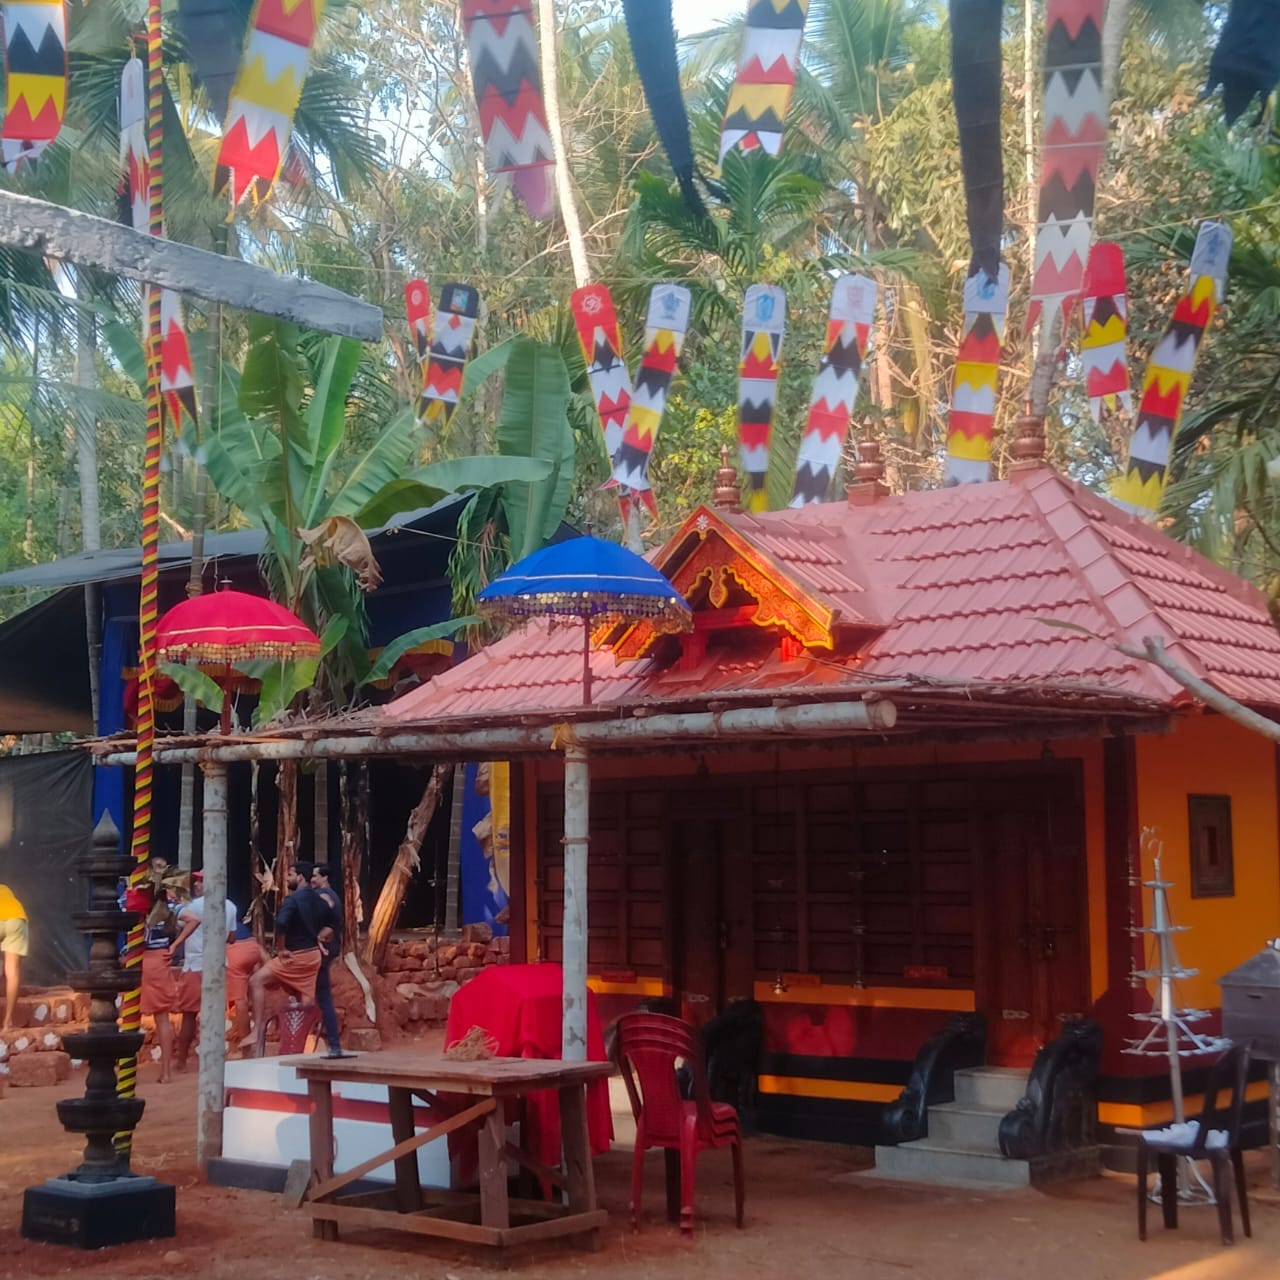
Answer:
[
  {"xmin": 255, "ymin": 999, "xmax": 323, "ymax": 1057},
  {"xmin": 615, "ymin": 1011, "xmax": 744, "ymax": 1234}
]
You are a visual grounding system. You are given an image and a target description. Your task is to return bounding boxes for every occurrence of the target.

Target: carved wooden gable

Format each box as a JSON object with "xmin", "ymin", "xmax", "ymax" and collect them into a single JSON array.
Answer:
[{"xmin": 607, "ymin": 507, "xmax": 874, "ymax": 663}]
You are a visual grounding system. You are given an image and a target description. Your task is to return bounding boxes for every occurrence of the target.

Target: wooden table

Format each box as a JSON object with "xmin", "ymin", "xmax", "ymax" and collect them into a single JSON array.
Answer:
[{"xmin": 284, "ymin": 1050, "xmax": 613, "ymax": 1258}]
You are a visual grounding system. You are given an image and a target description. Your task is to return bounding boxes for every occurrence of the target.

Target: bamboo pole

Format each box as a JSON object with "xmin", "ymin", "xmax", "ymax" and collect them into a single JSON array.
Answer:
[
  {"xmin": 536, "ymin": 0, "xmax": 589, "ymax": 288},
  {"xmin": 561, "ymin": 736, "xmax": 588, "ymax": 1061},
  {"xmin": 97, "ymin": 697, "xmax": 902, "ymax": 768},
  {"xmin": 116, "ymin": 0, "xmax": 166, "ymax": 1162},
  {"xmin": 196, "ymin": 761, "xmax": 228, "ymax": 1168}
]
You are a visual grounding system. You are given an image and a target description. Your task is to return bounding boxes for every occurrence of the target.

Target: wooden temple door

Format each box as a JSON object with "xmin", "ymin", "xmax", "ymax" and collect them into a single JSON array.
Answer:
[
  {"xmin": 670, "ymin": 788, "xmax": 752, "ymax": 1028},
  {"xmin": 982, "ymin": 772, "xmax": 1088, "ymax": 1067}
]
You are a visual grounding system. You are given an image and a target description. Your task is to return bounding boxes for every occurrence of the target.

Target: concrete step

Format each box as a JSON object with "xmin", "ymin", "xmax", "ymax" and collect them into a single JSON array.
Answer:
[
  {"xmin": 927, "ymin": 1103, "xmax": 1005, "ymax": 1149},
  {"xmin": 953, "ymin": 1066, "xmax": 1027, "ymax": 1112},
  {"xmin": 873, "ymin": 1139, "xmax": 1031, "ymax": 1190}
]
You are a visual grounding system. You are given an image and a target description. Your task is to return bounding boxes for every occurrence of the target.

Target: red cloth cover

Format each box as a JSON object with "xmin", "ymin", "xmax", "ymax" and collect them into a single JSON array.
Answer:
[{"xmin": 445, "ymin": 963, "xmax": 613, "ymax": 1170}]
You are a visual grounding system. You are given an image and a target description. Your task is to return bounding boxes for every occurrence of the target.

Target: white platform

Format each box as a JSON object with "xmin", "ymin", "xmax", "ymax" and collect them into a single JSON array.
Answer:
[{"xmin": 222, "ymin": 1055, "xmax": 452, "ymax": 1188}]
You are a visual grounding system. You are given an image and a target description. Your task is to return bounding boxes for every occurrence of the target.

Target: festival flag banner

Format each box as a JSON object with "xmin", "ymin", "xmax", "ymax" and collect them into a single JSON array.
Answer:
[
  {"xmin": 1113, "ymin": 222, "xmax": 1232, "ymax": 518},
  {"xmin": 118, "ymin": 55, "xmax": 148, "ymax": 230},
  {"xmin": 610, "ymin": 283, "xmax": 692, "ymax": 515},
  {"xmin": 405, "ymin": 278, "xmax": 431, "ymax": 400},
  {"xmin": 1027, "ymin": 0, "xmax": 1105, "ymax": 331},
  {"xmin": 950, "ymin": 0, "xmax": 1004, "ymax": 285},
  {"xmin": 737, "ymin": 283, "xmax": 786, "ymax": 512},
  {"xmin": 419, "ymin": 282, "xmax": 480, "ymax": 427},
  {"xmin": 1079, "ymin": 242, "xmax": 1130, "ymax": 425},
  {"xmin": 214, "ymin": 0, "xmax": 325, "ymax": 207},
  {"xmin": 944, "ymin": 262, "xmax": 1009, "ymax": 486},
  {"xmin": 462, "ymin": 0, "xmax": 556, "ymax": 219},
  {"xmin": 790, "ymin": 273, "xmax": 875, "ymax": 507},
  {"xmin": 718, "ymin": 0, "xmax": 809, "ymax": 163},
  {"xmin": 1, "ymin": 0, "xmax": 67, "ymax": 171},
  {"xmin": 571, "ymin": 284, "xmax": 633, "ymax": 470},
  {"xmin": 121, "ymin": 57, "xmax": 198, "ymax": 434}
]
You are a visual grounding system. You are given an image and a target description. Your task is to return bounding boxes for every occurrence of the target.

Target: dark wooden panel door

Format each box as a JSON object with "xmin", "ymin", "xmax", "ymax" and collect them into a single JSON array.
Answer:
[
  {"xmin": 983, "ymin": 773, "xmax": 1087, "ymax": 1066},
  {"xmin": 674, "ymin": 817, "xmax": 722, "ymax": 1028}
]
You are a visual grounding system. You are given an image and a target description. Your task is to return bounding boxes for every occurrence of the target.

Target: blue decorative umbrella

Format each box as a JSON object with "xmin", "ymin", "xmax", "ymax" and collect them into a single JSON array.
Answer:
[{"xmin": 476, "ymin": 534, "xmax": 692, "ymax": 704}]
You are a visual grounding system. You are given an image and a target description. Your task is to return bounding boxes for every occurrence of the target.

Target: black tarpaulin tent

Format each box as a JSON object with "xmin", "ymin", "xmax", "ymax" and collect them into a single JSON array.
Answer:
[{"xmin": 0, "ymin": 751, "xmax": 91, "ymax": 986}]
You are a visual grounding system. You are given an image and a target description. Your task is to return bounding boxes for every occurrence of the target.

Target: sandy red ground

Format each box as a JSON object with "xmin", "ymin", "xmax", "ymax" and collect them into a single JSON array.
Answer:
[{"xmin": 0, "ymin": 1065, "xmax": 1277, "ymax": 1279}]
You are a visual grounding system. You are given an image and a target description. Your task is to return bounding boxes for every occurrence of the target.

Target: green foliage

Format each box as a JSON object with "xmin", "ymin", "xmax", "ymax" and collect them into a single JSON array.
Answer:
[
  {"xmin": 360, "ymin": 618, "xmax": 478, "ymax": 687},
  {"xmin": 158, "ymin": 662, "xmax": 227, "ymax": 715}
]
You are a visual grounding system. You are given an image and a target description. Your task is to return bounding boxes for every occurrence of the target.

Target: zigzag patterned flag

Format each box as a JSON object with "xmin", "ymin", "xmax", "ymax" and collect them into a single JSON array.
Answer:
[
  {"xmin": 790, "ymin": 274, "xmax": 875, "ymax": 507},
  {"xmin": 738, "ymin": 284, "xmax": 786, "ymax": 512},
  {"xmin": 1113, "ymin": 222, "xmax": 1232, "ymax": 518},
  {"xmin": 405, "ymin": 279, "xmax": 431, "ymax": 393},
  {"xmin": 159, "ymin": 291, "xmax": 199, "ymax": 428},
  {"xmin": 118, "ymin": 55, "xmax": 149, "ymax": 231},
  {"xmin": 120, "ymin": 57, "xmax": 198, "ymax": 434},
  {"xmin": 214, "ymin": 0, "xmax": 324, "ymax": 207},
  {"xmin": 1027, "ymin": 0, "xmax": 1105, "ymax": 331},
  {"xmin": 610, "ymin": 283, "xmax": 691, "ymax": 515},
  {"xmin": 419, "ymin": 282, "xmax": 479, "ymax": 427},
  {"xmin": 571, "ymin": 284, "xmax": 635, "ymax": 522},
  {"xmin": 1, "ymin": 0, "xmax": 67, "ymax": 171},
  {"xmin": 1079, "ymin": 242, "xmax": 1130, "ymax": 425},
  {"xmin": 462, "ymin": 0, "xmax": 555, "ymax": 220},
  {"xmin": 944, "ymin": 263, "xmax": 1009, "ymax": 486},
  {"xmin": 719, "ymin": 0, "xmax": 809, "ymax": 163},
  {"xmin": 571, "ymin": 284, "xmax": 633, "ymax": 471}
]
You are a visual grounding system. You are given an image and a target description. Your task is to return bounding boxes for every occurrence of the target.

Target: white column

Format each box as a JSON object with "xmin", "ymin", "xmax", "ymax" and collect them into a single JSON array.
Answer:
[
  {"xmin": 561, "ymin": 738, "xmax": 589, "ymax": 1061},
  {"xmin": 197, "ymin": 760, "xmax": 228, "ymax": 1169}
]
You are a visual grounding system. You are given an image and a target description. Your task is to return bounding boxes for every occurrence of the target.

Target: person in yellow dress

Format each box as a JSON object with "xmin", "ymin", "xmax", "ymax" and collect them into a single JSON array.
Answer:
[{"xmin": 0, "ymin": 883, "xmax": 28, "ymax": 1030}]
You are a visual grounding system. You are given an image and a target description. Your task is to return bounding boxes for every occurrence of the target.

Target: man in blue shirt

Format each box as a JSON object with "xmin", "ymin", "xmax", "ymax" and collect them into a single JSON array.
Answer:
[
  {"xmin": 310, "ymin": 864, "xmax": 352, "ymax": 1057},
  {"xmin": 239, "ymin": 861, "xmax": 334, "ymax": 1052}
]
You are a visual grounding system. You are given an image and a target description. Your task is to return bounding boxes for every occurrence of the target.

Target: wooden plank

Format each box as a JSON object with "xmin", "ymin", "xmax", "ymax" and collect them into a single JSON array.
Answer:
[
  {"xmin": 308, "ymin": 1097, "xmax": 495, "ymax": 1204},
  {"xmin": 559, "ymin": 1083, "xmax": 596, "ymax": 1214},
  {"xmin": 0, "ymin": 189, "xmax": 383, "ymax": 341},
  {"xmin": 498, "ymin": 1209, "xmax": 609, "ymax": 1248},
  {"xmin": 477, "ymin": 1105, "xmax": 511, "ymax": 1230},
  {"xmin": 387, "ymin": 1086, "xmax": 423, "ymax": 1213},
  {"xmin": 305, "ymin": 1200, "xmax": 503, "ymax": 1246},
  {"xmin": 504, "ymin": 1140, "xmax": 568, "ymax": 1191},
  {"xmin": 327, "ymin": 1188, "xmax": 400, "ymax": 1211},
  {"xmin": 286, "ymin": 1050, "xmax": 613, "ymax": 1093},
  {"xmin": 306, "ymin": 1079, "xmax": 338, "ymax": 1241}
]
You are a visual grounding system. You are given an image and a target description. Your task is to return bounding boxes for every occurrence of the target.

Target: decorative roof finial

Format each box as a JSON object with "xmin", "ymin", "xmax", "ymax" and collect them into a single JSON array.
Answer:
[
  {"xmin": 713, "ymin": 444, "xmax": 740, "ymax": 511},
  {"xmin": 847, "ymin": 420, "xmax": 888, "ymax": 506},
  {"xmin": 1009, "ymin": 398, "xmax": 1048, "ymax": 471}
]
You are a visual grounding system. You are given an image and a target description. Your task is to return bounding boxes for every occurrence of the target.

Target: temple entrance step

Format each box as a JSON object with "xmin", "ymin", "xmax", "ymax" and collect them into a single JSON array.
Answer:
[
  {"xmin": 952, "ymin": 1066, "xmax": 1028, "ymax": 1111},
  {"xmin": 872, "ymin": 1139, "xmax": 1031, "ymax": 1190},
  {"xmin": 868, "ymin": 1066, "xmax": 1032, "ymax": 1191}
]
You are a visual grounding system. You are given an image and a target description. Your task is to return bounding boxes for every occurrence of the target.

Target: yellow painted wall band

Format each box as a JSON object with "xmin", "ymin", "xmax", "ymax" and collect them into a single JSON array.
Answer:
[
  {"xmin": 757, "ymin": 1075, "xmax": 902, "ymax": 1103},
  {"xmin": 753, "ymin": 981, "xmax": 976, "ymax": 1011}
]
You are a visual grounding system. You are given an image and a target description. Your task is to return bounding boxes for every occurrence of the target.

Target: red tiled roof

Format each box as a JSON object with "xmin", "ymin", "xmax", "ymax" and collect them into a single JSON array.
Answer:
[{"xmin": 380, "ymin": 467, "xmax": 1280, "ymax": 725}]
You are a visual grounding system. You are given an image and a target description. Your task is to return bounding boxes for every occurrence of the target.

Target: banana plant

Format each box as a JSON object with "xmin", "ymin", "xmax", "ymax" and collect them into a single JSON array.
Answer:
[
  {"xmin": 107, "ymin": 317, "xmax": 569, "ymax": 707},
  {"xmin": 448, "ymin": 334, "xmax": 577, "ymax": 621}
]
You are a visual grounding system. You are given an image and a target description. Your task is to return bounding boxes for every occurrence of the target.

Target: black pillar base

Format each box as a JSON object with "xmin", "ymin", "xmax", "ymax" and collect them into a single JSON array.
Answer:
[{"xmin": 21, "ymin": 1175, "xmax": 176, "ymax": 1248}]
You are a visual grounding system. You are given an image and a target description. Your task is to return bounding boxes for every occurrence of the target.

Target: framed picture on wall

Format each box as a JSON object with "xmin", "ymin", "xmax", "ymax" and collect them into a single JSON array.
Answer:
[{"xmin": 1188, "ymin": 794, "xmax": 1235, "ymax": 899}]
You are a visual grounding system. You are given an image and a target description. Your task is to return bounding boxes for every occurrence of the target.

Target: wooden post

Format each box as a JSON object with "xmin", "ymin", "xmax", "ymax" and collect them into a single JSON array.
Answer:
[
  {"xmin": 562, "ymin": 737, "xmax": 589, "ymax": 1061},
  {"xmin": 276, "ymin": 760, "xmax": 298, "ymax": 898},
  {"xmin": 197, "ymin": 760, "xmax": 228, "ymax": 1169},
  {"xmin": 1271, "ymin": 1061, "xmax": 1280, "ymax": 1191}
]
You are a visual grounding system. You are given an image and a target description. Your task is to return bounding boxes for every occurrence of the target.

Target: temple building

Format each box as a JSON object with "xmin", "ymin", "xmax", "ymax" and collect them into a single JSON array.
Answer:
[{"xmin": 365, "ymin": 434, "xmax": 1280, "ymax": 1172}]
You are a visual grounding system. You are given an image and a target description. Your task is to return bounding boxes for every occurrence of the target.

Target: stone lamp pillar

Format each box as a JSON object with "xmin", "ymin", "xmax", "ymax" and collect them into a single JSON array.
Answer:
[{"xmin": 22, "ymin": 813, "xmax": 176, "ymax": 1248}]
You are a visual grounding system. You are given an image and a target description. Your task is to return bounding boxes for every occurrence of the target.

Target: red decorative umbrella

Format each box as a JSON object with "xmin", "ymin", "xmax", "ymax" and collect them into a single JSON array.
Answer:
[{"xmin": 156, "ymin": 588, "xmax": 321, "ymax": 732}]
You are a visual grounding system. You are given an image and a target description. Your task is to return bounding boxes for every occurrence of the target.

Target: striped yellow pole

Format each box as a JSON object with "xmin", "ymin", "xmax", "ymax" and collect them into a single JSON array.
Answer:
[{"xmin": 116, "ymin": 0, "xmax": 166, "ymax": 1161}]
